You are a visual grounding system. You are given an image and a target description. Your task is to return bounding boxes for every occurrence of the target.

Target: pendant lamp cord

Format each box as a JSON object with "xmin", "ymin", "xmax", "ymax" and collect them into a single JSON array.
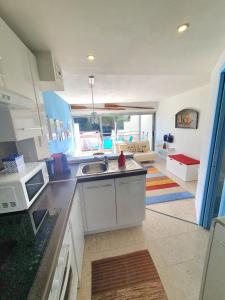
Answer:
[{"xmin": 91, "ymin": 84, "xmax": 95, "ymax": 114}]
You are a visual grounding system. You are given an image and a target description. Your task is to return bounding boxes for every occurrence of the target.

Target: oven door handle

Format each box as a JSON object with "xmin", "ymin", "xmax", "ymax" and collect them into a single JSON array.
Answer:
[{"xmin": 60, "ymin": 244, "xmax": 72, "ymax": 300}]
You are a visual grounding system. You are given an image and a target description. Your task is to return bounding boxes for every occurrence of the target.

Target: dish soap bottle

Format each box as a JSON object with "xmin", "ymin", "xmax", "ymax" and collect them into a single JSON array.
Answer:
[{"xmin": 118, "ymin": 151, "xmax": 126, "ymax": 170}]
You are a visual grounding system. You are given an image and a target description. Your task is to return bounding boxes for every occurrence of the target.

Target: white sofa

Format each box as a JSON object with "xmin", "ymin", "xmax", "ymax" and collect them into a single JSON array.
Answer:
[{"xmin": 115, "ymin": 140, "xmax": 157, "ymax": 162}]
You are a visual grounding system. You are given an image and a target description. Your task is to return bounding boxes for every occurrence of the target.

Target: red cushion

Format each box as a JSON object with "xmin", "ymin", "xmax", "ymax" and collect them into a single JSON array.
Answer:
[{"xmin": 168, "ymin": 154, "xmax": 200, "ymax": 165}]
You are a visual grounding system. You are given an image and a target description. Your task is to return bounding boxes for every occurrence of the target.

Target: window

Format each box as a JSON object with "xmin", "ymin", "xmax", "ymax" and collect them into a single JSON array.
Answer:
[{"xmin": 74, "ymin": 113, "xmax": 155, "ymax": 155}]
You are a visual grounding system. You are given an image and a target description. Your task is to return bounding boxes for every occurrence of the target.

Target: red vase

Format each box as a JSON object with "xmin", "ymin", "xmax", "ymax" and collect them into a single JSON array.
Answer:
[{"xmin": 118, "ymin": 151, "xmax": 126, "ymax": 169}]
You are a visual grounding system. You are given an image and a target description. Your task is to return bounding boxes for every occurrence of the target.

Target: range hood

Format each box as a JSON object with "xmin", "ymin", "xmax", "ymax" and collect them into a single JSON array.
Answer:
[{"xmin": 0, "ymin": 88, "xmax": 35, "ymax": 110}]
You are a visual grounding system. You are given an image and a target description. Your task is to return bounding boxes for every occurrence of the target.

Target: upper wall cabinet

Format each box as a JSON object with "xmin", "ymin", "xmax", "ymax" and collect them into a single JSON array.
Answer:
[
  {"xmin": 0, "ymin": 18, "xmax": 36, "ymax": 102},
  {"xmin": 36, "ymin": 51, "xmax": 64, "ymax": 91},
  {"xmin": 0, "ymin": 109, "xmax": 42, "ymax": 142}
]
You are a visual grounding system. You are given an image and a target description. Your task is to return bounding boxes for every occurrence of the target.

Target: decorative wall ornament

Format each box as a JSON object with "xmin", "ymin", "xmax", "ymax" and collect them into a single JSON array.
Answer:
[{"xmin": 175, "ymin": 109, "xmax": 199, "ymax": 129}]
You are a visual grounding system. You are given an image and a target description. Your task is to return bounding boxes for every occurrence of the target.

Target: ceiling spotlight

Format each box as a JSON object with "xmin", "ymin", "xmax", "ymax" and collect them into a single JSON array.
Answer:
[
  {"xmin": 87, "ymin": 54, "xmax": 95, "ymax": 61},
  {"xmin": 177, "ymin": 23, "xmax": 189, "ymax": 33}
]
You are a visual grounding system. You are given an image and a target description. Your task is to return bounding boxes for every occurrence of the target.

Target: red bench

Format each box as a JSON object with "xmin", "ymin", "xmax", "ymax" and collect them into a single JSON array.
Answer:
[
  {"xmin": 168, "ymin": 154, "xmax": 200, "ymax": 165},
  {"xmin": 167, "ymin": 154, "xmax": 200, "ymax": 181}
]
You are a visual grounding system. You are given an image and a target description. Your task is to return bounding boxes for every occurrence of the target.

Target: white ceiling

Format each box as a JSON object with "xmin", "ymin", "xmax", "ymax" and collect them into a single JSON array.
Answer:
[{"xmin": 0, "ymin": 0, "xmax": 225, "ymax": 104}]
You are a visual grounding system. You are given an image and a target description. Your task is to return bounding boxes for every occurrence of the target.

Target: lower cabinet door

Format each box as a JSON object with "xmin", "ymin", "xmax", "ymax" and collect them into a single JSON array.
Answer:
[
  {"xmin": 69, "ymin": 189, "xmax": 85, "ymax": 283},
  {"xmin": 115, "ymin": 175, "xmax": 145, "ymax": 226},
  {"xmin": 82, "ymin": 179, "xmax": 116, "ymax": 231}
]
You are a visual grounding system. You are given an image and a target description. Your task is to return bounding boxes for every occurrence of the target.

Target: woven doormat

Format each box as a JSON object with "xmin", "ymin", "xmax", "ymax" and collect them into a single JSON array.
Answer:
[{"xmin": 92, "ymin": 250, "xmax": 168, "ymax": 300}]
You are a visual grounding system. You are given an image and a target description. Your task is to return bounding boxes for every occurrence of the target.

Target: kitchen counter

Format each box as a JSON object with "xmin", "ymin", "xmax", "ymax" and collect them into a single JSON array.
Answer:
[
  {"xmin": 27, "ymin": 165, "xmax": 79, "ymax": 300},
  {"xmin": 0, "ymin": 158, "xmax": 146, "ymax": 299},
  {"xmin": 30, "ymin": 160, "xmax": 146, "ymax": 299},
  {"xmin": 76, "ymin": 158, "xmax": 146, "ymax": 182}
]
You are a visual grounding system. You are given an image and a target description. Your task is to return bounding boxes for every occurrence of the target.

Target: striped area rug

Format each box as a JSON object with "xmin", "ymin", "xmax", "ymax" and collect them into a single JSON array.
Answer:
[
  {"xmin": 92, "ymin": 250, "xmax": 168, "ymax": 300},
  {"xmin": 145, "ymin": 166, "xmax": 179, "ymax": 191},
  {"xmin": 144, "ymin": 166, "xmax": 194, "ymax": 205}
]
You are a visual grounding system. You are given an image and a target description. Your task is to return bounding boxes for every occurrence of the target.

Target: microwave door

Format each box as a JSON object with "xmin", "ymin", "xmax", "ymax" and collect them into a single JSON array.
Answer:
[{"xmin": 25, "ymin": 170, "xmax": 45, "ymax": 202}]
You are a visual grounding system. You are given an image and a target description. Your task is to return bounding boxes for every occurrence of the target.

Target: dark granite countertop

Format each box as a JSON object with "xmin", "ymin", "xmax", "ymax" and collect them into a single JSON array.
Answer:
[
  {"xmin": 28, "ymin": 160, "xmax": 146, "ymax": 300},
  {"xmin": 0, "ymin": 159, "xmax": 145, "ymax": 300},
  {"xmin": 27, "ymin": 164, "xmax": 79, "ymax": 300}
]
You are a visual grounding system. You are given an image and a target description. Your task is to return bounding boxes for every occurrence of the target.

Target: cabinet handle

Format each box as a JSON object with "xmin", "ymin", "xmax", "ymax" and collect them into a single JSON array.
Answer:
[
  {"xmin": 118, "ymin": 180, "xmax": 144, "ymax": 185},
  {"xmin": 18, "ymin": 127, "xmax": 43, "ymax": 131},
  {"xmin": 86, "ymin": 184, "xmax": 113, "ymax": 189}
]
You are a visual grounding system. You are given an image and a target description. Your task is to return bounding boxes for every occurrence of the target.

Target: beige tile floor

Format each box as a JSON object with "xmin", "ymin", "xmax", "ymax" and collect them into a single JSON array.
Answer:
[
  {"xmin": 77, "ymin": 160, "xmax": 208, "ymax": 300},
  {"xmin": 77, "ymin": 213, "xmax": 209, "ymax": 300}
]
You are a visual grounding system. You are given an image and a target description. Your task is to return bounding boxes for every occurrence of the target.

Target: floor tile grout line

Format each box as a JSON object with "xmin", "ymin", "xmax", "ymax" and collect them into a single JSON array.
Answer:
[{"xmin": 145, "ymin": 207, "xmax": 198, "ymax": 225}]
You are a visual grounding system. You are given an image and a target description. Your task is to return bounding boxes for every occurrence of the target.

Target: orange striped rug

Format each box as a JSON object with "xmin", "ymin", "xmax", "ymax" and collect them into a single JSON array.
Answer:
[
  {"xmin": 146, "ymin": 167, "xmax": 179, "ymax": 191},
  {"xmin": 92, "ymin": 250, "xmax": 168, "ymax": 300}
]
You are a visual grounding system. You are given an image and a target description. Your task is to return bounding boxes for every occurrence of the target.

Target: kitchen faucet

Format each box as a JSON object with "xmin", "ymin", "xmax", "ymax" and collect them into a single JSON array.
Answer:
[{"xmin": 93, "ymin": 155, "xmax": 109, "ymax": 168}]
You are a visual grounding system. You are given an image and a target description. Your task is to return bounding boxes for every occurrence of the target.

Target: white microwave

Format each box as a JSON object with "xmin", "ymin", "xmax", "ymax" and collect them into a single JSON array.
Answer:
[{"xmin": 0, "ymin": 162, "xmax": 49, "ymax": 213}]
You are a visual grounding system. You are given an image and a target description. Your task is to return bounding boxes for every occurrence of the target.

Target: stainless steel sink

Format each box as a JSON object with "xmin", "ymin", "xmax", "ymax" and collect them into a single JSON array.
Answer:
[{"xmin": 82, "ymin": 162, "xmax": 108, "ymax": 175}]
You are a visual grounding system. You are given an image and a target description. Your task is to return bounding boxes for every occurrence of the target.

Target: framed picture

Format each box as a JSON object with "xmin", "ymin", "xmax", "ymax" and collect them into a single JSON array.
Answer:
[{"xmin": 175, "ymin": 109, "xmax": 199, "ymax": 129}]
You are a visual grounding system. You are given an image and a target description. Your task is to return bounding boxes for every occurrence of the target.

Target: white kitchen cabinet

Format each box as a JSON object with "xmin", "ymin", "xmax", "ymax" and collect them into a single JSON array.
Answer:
[
  {"xmin": 0, "ymin": 109, "xmax": 42, "ymax": 141},
  {"xmin": 200, "ymin": 219, "xmax": 225, "ymax": 300},
  {"xmin": 48, "ymin": 224, "xmax": 78, "ymax": 300},
  {"xmin": 0, "ymin": 18, "xmax": 36, "ymax": 101},
  {"xmin": 115, "ymin": 175, "xmax": 146, "ymax": 226},
  {"xmin": 82, "ymin": 179, "xmax": 117, "ymax": 232},
  {"xmin": 48, "ymin": 188, "xmax": 86, "ymax": 300},
  {"xmin": 69, "ymin": 188, "xmax": 85, "ymax": 283},
  {"xmin": 24, "ymin": 51, "xmax": 50, "ymax": 159},
  {"xmin": 36, "ymin": 51, "xmax": 64, "ymax": 91},
  {"xmin": 79, "ymin": 174, "xmax": 146, "ymax": 234}
]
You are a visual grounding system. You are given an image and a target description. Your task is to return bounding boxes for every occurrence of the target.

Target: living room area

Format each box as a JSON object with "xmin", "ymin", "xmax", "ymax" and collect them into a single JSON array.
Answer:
[{"xmin": 69, "ymin": 82, "xmax": 211, "ymax": 225}]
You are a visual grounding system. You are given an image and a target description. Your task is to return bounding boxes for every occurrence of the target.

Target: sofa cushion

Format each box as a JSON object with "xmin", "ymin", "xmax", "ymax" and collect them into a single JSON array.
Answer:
[
  {"xmin": 116, "ymin": 141, "xmax": 150, "ymax": 153},
  {"xmin": 133, "ymin": 151, "xmax": 157, "ymax": 162}
]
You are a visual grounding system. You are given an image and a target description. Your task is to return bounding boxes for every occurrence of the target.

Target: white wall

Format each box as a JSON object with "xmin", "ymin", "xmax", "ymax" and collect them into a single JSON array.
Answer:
[
  {"xmin": 196, "ymin": 50, "xmax": 225, "ymax": 223},
  {"xmin": 156, "ymin": 85, "xmax": 211, "ymax": 160},
  {"xmin": 156, "ymin": 49, "xmax": 225, "ymax": 224}
]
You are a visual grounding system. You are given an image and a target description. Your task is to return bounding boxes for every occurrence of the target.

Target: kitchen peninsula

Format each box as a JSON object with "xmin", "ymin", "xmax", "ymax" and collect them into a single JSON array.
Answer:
[{"xmin": 0, "ymin": 158, "xmax": 146, "ymax": 300}]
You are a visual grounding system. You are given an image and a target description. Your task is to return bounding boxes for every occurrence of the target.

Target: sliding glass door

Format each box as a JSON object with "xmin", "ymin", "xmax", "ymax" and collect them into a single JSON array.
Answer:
[
  {"xmin": 74, "ymin": 113, "xmax": 156, "ymax": 155},
  {"xmin": 101, "ymin": 116, "xmax": 115, "ymax": 151},
  {"xmin": 140, "ymin": 114, "xmax": 155, "ymax": 150},
  {"xmin": 116, "ymin": 115, "xmax": 140, "ymax": 142}
]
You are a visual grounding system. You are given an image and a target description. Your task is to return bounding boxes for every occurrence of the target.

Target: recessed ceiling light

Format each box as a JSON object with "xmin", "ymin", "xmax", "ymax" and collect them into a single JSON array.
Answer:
[
  {"xmin": 177, "ymin": 23, "xmax": 189, "ymax": 33},
  {"xmin": 87, "ymin": 54, "xmax": 95, "ymax": 61}
]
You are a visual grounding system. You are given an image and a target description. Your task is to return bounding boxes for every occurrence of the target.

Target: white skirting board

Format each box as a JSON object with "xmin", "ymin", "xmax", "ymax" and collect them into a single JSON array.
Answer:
[{"xmin": 84, "ymin": 222, "xmax": 142, "ymax": 235}]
